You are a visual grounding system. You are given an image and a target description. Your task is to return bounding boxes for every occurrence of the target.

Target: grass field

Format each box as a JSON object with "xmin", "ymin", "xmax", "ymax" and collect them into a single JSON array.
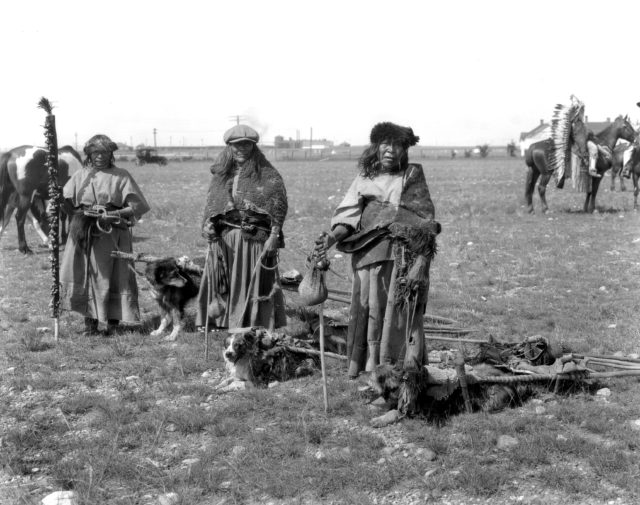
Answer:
[{"xmin": 1, "ymin": 156, "xmax": 640, "ymax": 505}]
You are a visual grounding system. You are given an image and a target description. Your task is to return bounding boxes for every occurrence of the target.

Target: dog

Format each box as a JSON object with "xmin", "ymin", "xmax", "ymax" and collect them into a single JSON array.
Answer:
[
  {"xmin": 144, "ymin": 257, "xmax": 201, "ymax": 341},
  {"xmin": 366, "ymin": 362, "xmax": 535, "ymax": 427},
  {"xmin": 216, "ymin": 328, "xmax": 317, "ymax": 391}
]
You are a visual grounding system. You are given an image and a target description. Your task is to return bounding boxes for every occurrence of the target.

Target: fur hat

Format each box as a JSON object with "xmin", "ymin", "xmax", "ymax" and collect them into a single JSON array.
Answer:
[
  {"xmin": 83, "ymin": 134, "xmax": 118, "ymax": 155},
  {"xmin": 370, "ymin": 122, "xmax": 419, "ymax": 148}
]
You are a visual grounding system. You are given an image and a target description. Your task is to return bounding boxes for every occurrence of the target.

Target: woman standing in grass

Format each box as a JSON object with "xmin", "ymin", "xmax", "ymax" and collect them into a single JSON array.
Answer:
[
  {"xmin": 197, "ymin": 124, "xmax": 288, "ymax": 330},
  {"xmin": 315, "ymin": 122, "xmax": 440, "ymax": 378},
  {"xmin": 59, "ymin": 134, "xmax": 150, "ymax": 336}
]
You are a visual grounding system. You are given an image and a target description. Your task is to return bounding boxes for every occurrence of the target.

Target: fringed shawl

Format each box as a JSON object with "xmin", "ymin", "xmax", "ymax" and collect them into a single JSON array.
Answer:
[
  {"xmin": 203, "ymin": 161, "xmax": 288, "ymax": 229},
  {"xmin": 336, "ymin": 164, "xmax": 439, "ymax": 258}
]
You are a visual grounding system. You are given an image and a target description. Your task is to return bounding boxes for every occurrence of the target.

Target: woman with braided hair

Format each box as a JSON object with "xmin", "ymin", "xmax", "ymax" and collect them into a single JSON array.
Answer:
[
  {"xmin": 59, "ymin": 134, "xmax": 150, "ymax": 336},
  {"xmin": 196, "ymin": 124, "xmax": 288, "ymax": 330},
  {"xmin": 315, "ymin": 122, "xmax": 440, "ymax": 379}
]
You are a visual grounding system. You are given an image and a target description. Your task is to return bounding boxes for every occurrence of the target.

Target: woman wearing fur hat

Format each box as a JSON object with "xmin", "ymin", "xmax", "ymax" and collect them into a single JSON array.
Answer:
[
  {"xmin": 196, "ymin": 124, "xmax": 288, "ymax": 330},
  {"xmin": 316, "ymin": 122, "xmax": 440, "ymax": 378},
  {"xmin": 59, "ymin": 134, "xmax": 150, "ymax": 336}
]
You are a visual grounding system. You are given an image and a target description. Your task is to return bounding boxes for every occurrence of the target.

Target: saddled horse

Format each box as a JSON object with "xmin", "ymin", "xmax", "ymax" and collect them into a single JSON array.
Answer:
[
  {"xmin": 582, "ymin": 115, "xmax": 635, "ymax": 213},
  {"xmin": 0, "ymin": 145, "xmax": 83, "ymax": 254},
  {"xmin": 524, "ymin": 109, "xmax": 589, "ymax": 213},
  {"xmin": 610, "ymin": 143, "xmax": 629, "ymax": 192},
  {"xmin": 525, "ymin": 115, "xmax": 635, "ymax": 213}
]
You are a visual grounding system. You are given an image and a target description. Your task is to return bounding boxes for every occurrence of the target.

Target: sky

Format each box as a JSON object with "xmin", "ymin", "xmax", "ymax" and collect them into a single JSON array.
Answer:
[{"xmin": 1, "ymin": 0, "xmax": 639, "ymax": 151}]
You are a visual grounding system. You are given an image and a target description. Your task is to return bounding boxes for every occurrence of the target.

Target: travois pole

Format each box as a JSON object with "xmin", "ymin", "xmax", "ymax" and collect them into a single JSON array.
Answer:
[{"xmin": 38, "ymin": 97, "xmax": 61, "ymax": 341}]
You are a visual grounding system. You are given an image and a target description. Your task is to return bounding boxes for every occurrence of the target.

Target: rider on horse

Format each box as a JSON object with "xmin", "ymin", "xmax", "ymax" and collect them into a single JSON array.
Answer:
[{"xmin": 621, "ymin": 101, "xmax": 640, "ymax": 179}]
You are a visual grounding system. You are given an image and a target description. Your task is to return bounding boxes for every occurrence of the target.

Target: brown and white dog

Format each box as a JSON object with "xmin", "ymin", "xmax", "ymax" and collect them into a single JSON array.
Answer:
[
  {"xmin": 216, "ymin": 328, "xmax": 317, "ymax": 391},
  {"xmin": 144, "ymin": 257, "xmax": 200, "ymax": 341}
]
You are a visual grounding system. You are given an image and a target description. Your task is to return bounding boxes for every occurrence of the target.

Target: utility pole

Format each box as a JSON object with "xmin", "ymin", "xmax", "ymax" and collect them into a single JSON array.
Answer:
[
  {"xmin": 229, "ymin": 115, "xmax": 246, "ymax": 125},
  {"xmin": 74, "ymin": 132, "xmax": 78, "ymax": 150},
  {"xmin": 310, "ymin": 127, "xmax": 313, "ymax": 159},
  {"xmin": 153, "ymin": 128, "xmax": 157, "ymax": 148}
]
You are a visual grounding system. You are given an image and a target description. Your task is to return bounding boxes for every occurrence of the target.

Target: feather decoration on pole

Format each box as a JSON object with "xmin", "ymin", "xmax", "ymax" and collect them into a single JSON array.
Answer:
[{"xmin": 38, "ymin": 97, "xmax": 61, "ymax": 341}]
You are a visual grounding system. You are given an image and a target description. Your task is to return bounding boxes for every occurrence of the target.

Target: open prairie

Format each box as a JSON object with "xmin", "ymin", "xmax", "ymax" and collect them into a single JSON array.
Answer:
[{"xmin": 1, "ymin": 155, "xmax": 640, "ymax": 505}]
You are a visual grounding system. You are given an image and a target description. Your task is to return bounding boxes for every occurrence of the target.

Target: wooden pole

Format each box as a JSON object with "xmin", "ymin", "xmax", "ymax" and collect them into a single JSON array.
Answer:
[
  {"xmin": 204, "ymin": 244, "xmax": 212, "ymax": 360},
  {"xmin": 39, "ymin": 97, "xmax": 60, "ymax": 342},
  {"xmin": 454, "ymin": 351, "xmax": 473, "ymax": 413},
  {"xmin": 319, "ymin": 302, "xmax": 329, "ymax": 413}
]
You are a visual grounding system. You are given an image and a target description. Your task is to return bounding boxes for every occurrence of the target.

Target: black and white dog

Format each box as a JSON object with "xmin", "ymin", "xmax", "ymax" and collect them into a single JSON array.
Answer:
[
  {"xmin": 216, "ymin": 328, "xmax": 317, "ymax": 391},
  {"xmin": 144, "ymin": 257, "xmax": 200, "ymax": 341}
]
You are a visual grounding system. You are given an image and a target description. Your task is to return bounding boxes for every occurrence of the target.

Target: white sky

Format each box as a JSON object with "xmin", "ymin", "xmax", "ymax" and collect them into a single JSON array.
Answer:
[{"xmin": 1, "ymin": 0, "xmax": 639, "ymax": 150}]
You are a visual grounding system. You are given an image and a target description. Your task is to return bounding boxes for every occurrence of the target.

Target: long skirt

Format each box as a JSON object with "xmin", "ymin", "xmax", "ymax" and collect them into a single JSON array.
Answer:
[
  {"xmin": 346, "ymin": 260, "xmax": 426, "ymax": 378},
  {"xmin": 195, "ymin": 228, "xmax": 286, "ymax": 330},
  {"xmin": 61, "ymin": 226, "xmax": 140, "ymax": 323}
]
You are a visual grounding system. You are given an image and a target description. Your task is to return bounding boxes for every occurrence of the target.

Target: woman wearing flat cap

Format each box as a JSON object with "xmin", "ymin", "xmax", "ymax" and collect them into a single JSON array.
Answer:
[
  {"xmin": 59, "ymin": 134, "xmax": 150, "ymax": 336},
  {"xmin": 196, "ymin": 124, "xmax": 288, "ymax": 330},
  {"xmin": 316, "ymin": 122, "xmax": 440, "ymax": 378}
]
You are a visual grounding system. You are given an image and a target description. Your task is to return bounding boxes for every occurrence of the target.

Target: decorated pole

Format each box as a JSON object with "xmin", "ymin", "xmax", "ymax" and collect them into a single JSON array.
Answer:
[{"xmin": 38, "ymin": 97, "xmax": 61, "ymax": 341}]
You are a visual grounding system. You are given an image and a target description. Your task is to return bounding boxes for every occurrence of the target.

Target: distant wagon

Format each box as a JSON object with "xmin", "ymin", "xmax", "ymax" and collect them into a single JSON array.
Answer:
[{"xmin": 135, "ymin": 147, "xmax": 168, "ymax": 166}]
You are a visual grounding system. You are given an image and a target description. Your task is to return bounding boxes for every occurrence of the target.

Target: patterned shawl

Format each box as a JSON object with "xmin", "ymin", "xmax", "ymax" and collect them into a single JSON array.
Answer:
[{"xmin": 202, "ymin": 160, "xmax": 288, "ymax": 228}]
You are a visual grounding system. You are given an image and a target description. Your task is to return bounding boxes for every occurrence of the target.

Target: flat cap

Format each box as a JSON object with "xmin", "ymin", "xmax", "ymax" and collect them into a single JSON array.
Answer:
[{"xmin": 223, "ymin": 124, "xmax": 260, "ymax": 144}]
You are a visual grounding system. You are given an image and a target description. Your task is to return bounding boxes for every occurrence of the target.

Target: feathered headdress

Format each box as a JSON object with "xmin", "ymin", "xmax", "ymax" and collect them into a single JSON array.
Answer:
[{"xmin": 549, "ymin": 95, "xmax": 585, "ymax": 187}]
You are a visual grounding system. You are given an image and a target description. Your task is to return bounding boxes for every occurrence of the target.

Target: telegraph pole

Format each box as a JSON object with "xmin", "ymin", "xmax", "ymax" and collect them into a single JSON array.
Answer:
[
  {"xmin": 310, "ymin": 127, "xmax": 313, "ymax": 159},
  {"xmin": 74, "ymin": 132, "xmax": 78, "ymax": 150},
  {"xmin": 153, "ymin": 128, "xmax": 157, "ymax": 148},
  {"xmin": 229, "ymin": 115, "xmax": 246, "ymax": 125}
]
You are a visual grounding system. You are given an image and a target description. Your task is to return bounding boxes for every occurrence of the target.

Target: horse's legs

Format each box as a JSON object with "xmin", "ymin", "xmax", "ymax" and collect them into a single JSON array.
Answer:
[
  {"xmin": 585, "ymin": 177, "xmax": 602, "ymax": 213},
  {"xmin": 634, "ymin": 174, "xmax": 639, "ymax": 211},
  {"xmin": 615, "ymin": 168, "xmax": 627, "ymax": 191},
  {"xmin": 538, "ymin": 173, "xmax": 551, "ymax": 213},
  {"xmin": 15, "ymin": 195, "xmax": 33, "ymax": 254},
  {"xmin": 610, "ymin": 168, "xmax": 616, "ymax": 192},
  {"xmin": 525, "ymin": 166, "xmax": 539, "ymax": 213},
  {"xmin": 29, "ymin": 198, "xmax": 50, "ymax": 245},
  {"xmin": 0, "ymin": 193, "xmax": 18, "ymax": 241}
]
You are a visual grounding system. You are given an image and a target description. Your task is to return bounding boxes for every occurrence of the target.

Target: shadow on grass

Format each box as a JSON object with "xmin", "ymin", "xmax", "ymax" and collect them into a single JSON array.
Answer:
[{"xmin": 559, "ymin": 206, "xmax": 624, "ymax": 214}]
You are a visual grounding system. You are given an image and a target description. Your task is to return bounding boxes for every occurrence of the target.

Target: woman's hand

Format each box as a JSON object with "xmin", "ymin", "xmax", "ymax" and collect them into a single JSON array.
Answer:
[
  {"xmin": 314, "ymin": 231, "xmax": 335, "ymax": 256},
  {"xmin": 202, "ymin": 220, "xmax": 218, "ymax": 242},
  {"xmin": 263, "ymin": 232, "xmax": 279, "ymax": 256},
  {"xmin": 406, "ymin": 255, "xmax": 429, "ymax": 292}
]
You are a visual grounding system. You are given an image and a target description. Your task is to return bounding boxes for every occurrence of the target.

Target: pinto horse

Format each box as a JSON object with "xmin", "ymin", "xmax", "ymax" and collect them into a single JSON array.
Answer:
[
  {"xmin": 0, "ymin": 145, "xmax": 82, "ymax": 254},
  {"xmin": 583, "ymin": 115, "xmax": 635, "ymax": 213}
]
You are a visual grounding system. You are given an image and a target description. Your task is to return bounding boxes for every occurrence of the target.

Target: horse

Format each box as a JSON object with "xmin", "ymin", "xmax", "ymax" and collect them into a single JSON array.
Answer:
[
  {"xmin": 610, "ymin": 142, "xmax": 631, "ymax": 192},
  {"xmin": 0, "ymin": 145, "xmax": 83, "ymax": 254},
  {"xmin": 525, "ymin": 115, "xmax": 635, "ymax": 213},
  {"xmin": 582, "ymin": 115, "xmax": 635, "ymax": 213},
  {"xmin": 624, "ymin": 142, "xmax": 640, "ymax": 210},
  {"xmin": 524, "ymin": 111, "xmax": 589, "ymax": 214}
]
